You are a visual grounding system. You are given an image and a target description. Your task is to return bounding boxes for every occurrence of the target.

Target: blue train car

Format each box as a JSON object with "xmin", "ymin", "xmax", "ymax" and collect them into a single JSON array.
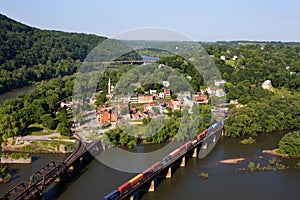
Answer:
[
  {"xmin": 161, "ymin": 155, "xmax": 172, "ymax": 164},
  {"xmin": 104, "ymin": 189, "xmax": 119, "ymax": 200}
]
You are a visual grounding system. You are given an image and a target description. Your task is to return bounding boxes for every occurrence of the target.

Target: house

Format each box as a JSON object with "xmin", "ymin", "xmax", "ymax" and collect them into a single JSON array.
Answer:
[
  {"xmin": 169, "ymin": 98, "xmax": 181, "ymax": 110},
  {"xmin": 262, "ymin": 80, "xmax": 272, "ymax": 90},
  {"xmin": 192, "ymin": 93, "xmax": 208, "ymax": 102},
  {"xmin": 220, "ymin": 55, "xmax": 226, "ymax": 61},
  {"xmin": 149, "ymin": 89, "xmax": 157, "ymax": 96},
  {"xmin": 130, "ymin": 94, "xmax": 138, "ymax": 103},
  {"xmin": 214, "ymin": 79, "xmax": 226, "ymax": 86},
  {"xmin": 131, "ymin": 110, "xmax": 147, "ymax": 120},
  {"xmin": 163, "ymin": 81, "xmax": 170, "ymax": 87},
  {"xmin": 215, "ymin": 89, "xmax": 226, "ymax": 97},
  {"xmin": 138, "ymin": 94, "xmax": 153, "ymax": 103},
  {"xmin": 159, "ymin": 92, "xmax": 165, "ymax": 99},
  {"xmin": 232, "ymin": 55, "xmax": 238, "ymax": 60},
  {"xmin": 98, "ymin": 108, "xmax": 117, "ymax": 123},
  {"xmin": 206, "ymin": 87, "xmax": 217, "ymax": 96},
  {"xmin": 164, "ymin": 88, "xmax": 171, "ymax": 99},
  {"xmin": 60, "ymin": 100, "xmax": 73, "ymax": 108}
]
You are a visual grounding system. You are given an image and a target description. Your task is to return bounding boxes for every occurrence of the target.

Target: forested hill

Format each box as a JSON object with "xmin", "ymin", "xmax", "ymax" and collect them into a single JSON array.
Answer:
[{"xmin": 0, "ymin": 14, "xmax": 106, "ymax": 94}]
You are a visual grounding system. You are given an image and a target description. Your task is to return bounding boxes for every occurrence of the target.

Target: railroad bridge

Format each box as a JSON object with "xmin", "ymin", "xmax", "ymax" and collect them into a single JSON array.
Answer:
[
  {"xmin": 104, "ymin": 121, "xmax": 224, "ymax": 200},
  {"xmin": 0, "ymin": 136, "xmax": 102, "ymax": 200},
  {"xmin": 1, "ymin": 120, "xmax": 224, "ymax": 200}
]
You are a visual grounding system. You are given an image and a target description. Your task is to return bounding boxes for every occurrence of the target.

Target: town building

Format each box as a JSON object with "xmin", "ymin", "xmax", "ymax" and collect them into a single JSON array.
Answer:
[
  {"xmin": 164, "ymin": 88, "xmax": 171, "ymax": 99},
  {"xmin": 169, "ymin": 98, "xmax": 181, "ymax": 110}
]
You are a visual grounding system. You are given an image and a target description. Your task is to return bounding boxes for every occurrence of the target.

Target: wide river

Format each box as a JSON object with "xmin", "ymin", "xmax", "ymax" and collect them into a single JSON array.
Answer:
[{"xmin": 2, "ymin": 131, "xmax": 298, "ymax": 200}]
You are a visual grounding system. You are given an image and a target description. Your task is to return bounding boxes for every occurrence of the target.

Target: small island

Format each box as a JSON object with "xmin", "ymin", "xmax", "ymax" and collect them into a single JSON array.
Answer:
[{"xmin": 1, "ymin": 153, "xmax": 31, "ymax": 164}]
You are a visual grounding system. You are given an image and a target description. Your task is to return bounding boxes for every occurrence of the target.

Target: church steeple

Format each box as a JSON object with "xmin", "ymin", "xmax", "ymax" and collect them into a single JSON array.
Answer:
[{"xmin": 108, "ymin": 78, "xmax": 111, "ymax": 94}]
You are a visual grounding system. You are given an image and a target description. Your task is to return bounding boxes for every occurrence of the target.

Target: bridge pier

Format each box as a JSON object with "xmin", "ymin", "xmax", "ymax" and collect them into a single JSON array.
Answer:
[
  {"xmin": 68, "ymin": 166, "xmax": 74, "ymax": 171},
  {"xmin": 148, "ymin": 178, "xmax": 157, "ymax": 192},
  {"xmin": 202, "ymin": 142, "xmax": 207, "ymax": 150},
  {"xmin": 166, "ymin": 167, "xmax": 172, "ymax": 178},
  {"xmin": 129, "ymin": 191, "xmax": 139, "ymax": 200},
  {"xmin": 192, "ymin": 148, "xmax": 198, "ymax": 158},
  {"xmin": 180, "ymin": 156, "xmax": 186, "ymax": 167},
  {"xmin": 55, "ymin": 177, "xmax": 61, "ymax": 183}
]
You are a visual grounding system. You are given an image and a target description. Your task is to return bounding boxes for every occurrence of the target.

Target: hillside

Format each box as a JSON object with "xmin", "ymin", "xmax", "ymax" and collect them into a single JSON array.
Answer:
[{"xmin": 0, "ymin": 14, "xmax": 106, "ymax": 94}]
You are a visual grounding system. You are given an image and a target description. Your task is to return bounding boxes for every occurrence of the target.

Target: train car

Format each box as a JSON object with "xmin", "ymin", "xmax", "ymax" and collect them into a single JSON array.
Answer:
[
  {"xmin": 170, "ymin": 148, "xmax": 181, "ymax": 158},
  {"xmin": 184, "ymin": 141, "xmax": 192, "ymax": 149},
  {"xmin": 178, "ymin": 145, "xmax": 186, "ymax": 152},
  {"xmin": 104, "ymin": 189, "xmax": 120, "ymax": 200},
  {"xmin": 162, "ymin": 154, "xmax": 172, "ymax": 164},
  {"xmin": 141, "ymin": 168, "xmax": 153, "ymax": 179},
  {"xmin": 196, "ymin": 130, "xmax": 208, "ymax": 140},
  {"xmin": 151, "ymin": 161, "xmax": 161, "ymax": 171},
  {"xmin": 129, "ymin": 174, "xmax": 143, "ymax": 186},
  {"xmin": 117, "ymin": 181, "xmax": 131, "ymax": 193}
]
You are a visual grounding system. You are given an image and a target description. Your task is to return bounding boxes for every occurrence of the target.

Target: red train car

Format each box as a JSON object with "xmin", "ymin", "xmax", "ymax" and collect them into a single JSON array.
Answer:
[
  {"xmin": 184, "ymin": 141, "xmax": 192, "ymax": 149},
  {"xmin": 151, "ymin": 162, "xmax": 161, "ymax": 171},
  {"xmin": 196, "ymin": 130, "xmax": 208, "ymax": 140},
  {"xmin": 170, "ymin": 148, "xmax": 181, "ymax": 158},
  {"xmin": 117, "ymin": 181, "xmax": 131, "ymax": 193},
  {"xmin": 141, "ymin": 168, "xmax": 152, "ymax": 179}
]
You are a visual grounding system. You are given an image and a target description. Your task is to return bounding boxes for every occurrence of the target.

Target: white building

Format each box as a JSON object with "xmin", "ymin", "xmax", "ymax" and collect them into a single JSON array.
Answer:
[
  {"xmin": 262, "ymin": 80, "xmax": 272, "ymax": 90},
  {"xmin": 162, "ymin": 81, "xmax": 170, "ymax": 87},
  {"xmin": 214, "ymin": 79, "xmax": 226, "ymax": 86},
  {"xmin": 220, "ymin": 55, "xmax": 226, "ymax": 61},
  {"xmin": 158, "ymin": 92, "xmax": 165, "ymax": 99}
]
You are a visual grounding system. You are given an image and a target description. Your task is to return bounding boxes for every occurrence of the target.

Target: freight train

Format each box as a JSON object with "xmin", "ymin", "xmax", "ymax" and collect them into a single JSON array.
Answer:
[{"xmin": 104, "ymin": 120, "xmax": 225, "ymax": 200}]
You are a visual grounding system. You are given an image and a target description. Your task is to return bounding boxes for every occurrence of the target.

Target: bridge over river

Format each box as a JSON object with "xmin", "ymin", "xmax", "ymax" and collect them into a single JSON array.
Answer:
[{"xmin": 1, "ymin": 121, "xmax": 224, "ymax": 200}]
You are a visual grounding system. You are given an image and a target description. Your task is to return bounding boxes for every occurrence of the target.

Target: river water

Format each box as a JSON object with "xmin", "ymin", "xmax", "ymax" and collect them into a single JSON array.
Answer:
[
  {"xmin": 0, "ymin": 85, "xmax": 37, "ymax": 104},
  {"xmin": 1, "ymin": 131, "xmax": 299, "ymax": 199},
  {"xmin": 46, "ymin": 131, "xmax": 298, "ymax": 200}
]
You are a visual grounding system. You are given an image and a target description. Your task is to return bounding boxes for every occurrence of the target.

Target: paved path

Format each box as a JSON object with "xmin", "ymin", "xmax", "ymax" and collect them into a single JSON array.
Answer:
[{"xmin": 17, "ymin": 133, "xmax": 60, "ymax": 141}]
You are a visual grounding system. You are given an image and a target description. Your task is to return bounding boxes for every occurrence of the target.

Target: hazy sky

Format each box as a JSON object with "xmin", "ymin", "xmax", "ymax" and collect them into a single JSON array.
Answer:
[{"xmin": 0, "ymin": 0, "xmax": 299, "ymax": 41}]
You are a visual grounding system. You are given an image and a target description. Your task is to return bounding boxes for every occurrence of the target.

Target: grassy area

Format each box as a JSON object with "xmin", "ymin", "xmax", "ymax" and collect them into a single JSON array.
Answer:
[
  {"xmin": 15, "ymin": 140, "xmax": 75, "ymax": 153},
  {"xmin": 225, "ymin": 59, "xmax": 235, "ymax": 67},
  {"xmin": 3, "ymin": 153, "xmax": 30, "ymax": 160}
]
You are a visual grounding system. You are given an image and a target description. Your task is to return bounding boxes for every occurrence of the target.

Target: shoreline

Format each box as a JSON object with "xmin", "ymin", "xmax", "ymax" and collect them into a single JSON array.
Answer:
[{"xmin": 262, "ymin": 148, "xmax": 290, "ymax": 158}]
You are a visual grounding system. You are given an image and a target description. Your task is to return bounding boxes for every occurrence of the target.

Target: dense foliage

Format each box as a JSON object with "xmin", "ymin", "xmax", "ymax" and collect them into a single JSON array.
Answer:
[
  {"xmin": 225, "ymin": 95, "xmax": 300, "ymax": 137},
  {"xmin": 278, "ymin": 131, "xmax": 300, "ymax": 156},
  {"xmin": 0, "ymin": 76, "xmax": 74, "ymax": 141},
  {"xmin": 0, "ymin": 14, "xmax": 105, "ymax": 93}
]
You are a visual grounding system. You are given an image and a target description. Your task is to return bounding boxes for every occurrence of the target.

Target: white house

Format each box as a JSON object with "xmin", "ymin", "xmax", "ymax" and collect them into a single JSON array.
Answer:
[
  {"xmin": 215, "ymin": 89, "xmax": 226, "ymax": 97},
  {"xmin": 158, "ymin": 92, "xmax": 165, "ymax": 99},
  {"xmin": 214, "ymin": 79, "xmax": 226, "ymax": 86},
  {"xmin": 220, "ymin": 55, "xmax": 226, "ymax": 61},
  {"xmin": 162, "ymin": 81, "xmax": 170, "ymax": 87},
  {"xmin": 262, "ymin": 80, "xmax": 272, "ymax": 90},
  {"xmin": 232, "ymin": 55, "xmax": 238, "ymax": 60}
]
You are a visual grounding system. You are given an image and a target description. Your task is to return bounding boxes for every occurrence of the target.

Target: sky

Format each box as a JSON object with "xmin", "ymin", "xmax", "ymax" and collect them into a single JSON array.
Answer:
[{"xmin": 0, "ymin": 0, "xmax": 300, "ymax": 42}]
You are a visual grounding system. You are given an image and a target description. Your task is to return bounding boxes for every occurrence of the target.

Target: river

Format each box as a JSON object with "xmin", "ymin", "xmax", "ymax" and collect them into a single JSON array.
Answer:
[
  {"xmin": 0, "ymin": 85, "xmax": 37, "ymax": 104},
  {"xmin": 42, "ymin": 131, "xmax": 298, "ymax": 200},
  {"xmin": 1, "ymin": 132, "xmax": 299, "ymax": 199}
]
